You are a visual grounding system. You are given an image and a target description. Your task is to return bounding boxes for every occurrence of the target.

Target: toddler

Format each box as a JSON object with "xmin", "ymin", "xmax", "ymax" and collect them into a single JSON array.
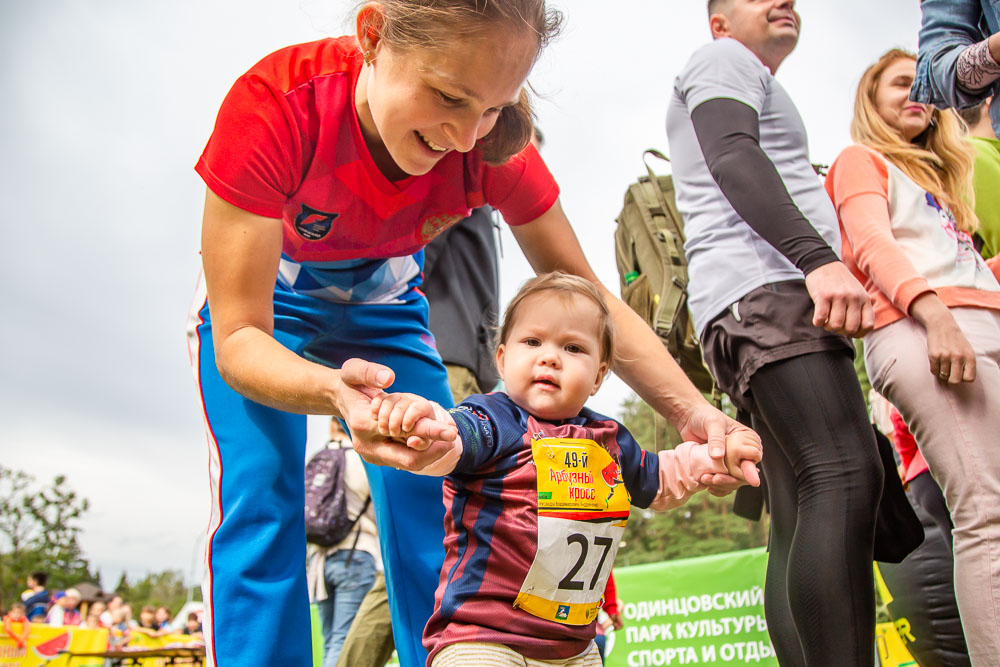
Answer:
[
  {"xmin": 371, "ymin": 272, "xmax": 761, "ymax": 666},
  {"xmin": 108, "ymin": 608, "xmax": 131, "ymax": 649}
]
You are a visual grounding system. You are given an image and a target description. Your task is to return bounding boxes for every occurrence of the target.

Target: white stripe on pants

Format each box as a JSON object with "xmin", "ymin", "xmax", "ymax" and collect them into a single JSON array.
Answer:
[{"xmin": 865, "ymin": 307, "xmax": 1000, "ymax": 666}]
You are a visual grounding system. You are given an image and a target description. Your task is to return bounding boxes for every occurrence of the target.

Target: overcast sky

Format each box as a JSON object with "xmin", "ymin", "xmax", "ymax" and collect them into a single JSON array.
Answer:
[{"xmin": 0, "ymin": 1, "xmax": 922, "ymax": 590}]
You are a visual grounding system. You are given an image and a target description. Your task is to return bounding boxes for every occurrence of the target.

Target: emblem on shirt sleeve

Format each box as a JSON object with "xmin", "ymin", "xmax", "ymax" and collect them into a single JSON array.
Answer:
[{"xmin": 294, "ymin": 203, "xmax": 340, "ymax": 240}]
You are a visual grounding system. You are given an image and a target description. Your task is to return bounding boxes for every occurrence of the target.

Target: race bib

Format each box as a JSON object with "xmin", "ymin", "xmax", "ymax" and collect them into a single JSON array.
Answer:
[{"xmin": 514, "ymin": 434, "xmax": 631, "ymax": 625}]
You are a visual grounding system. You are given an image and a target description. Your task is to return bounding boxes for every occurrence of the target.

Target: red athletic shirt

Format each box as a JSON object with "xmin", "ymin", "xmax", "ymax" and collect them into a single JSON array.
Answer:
[
  {"xmin": 196, "ymin": 37, "xmax": 558, "ymax": 260},
  {"xmin": 195, "ymin": 37, "xmax": 559, "ymax": 302}
]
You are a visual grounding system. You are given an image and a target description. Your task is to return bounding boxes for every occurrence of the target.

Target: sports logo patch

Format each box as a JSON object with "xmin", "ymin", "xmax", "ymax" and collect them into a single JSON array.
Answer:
[
  {"xmin": 294, "ymin": 203, "xmax": 340, "ymax": 241},
  {"xmin": 420, "ymin": 212, "xmax": 464, "ymax": 242},
  {"xmin": 556, "ymin": 605, "xmax": 570, "ymax": 620}
]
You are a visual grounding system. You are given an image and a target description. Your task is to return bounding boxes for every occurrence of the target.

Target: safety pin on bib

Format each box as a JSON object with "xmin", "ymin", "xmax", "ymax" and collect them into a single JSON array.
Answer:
[
  {"xmin": 513, "ymin": 585, "xmax": 534, "ymax": 609},
  {"xmin": 533, "ymin": 431, "xmax": 556, "ymax": 460}
]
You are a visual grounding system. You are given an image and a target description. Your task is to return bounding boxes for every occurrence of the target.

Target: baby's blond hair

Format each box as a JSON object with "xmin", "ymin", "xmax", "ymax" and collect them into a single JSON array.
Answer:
[{"xmin": 497, "ymin": 272, "xmax": 615, "ymax": 366}]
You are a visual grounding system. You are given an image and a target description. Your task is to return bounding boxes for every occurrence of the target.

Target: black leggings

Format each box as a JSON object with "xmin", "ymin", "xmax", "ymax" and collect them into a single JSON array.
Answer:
[
  {"xmin": 909, "ymin": 471, "xmax": 954, "ymax": 550},
  {"xmin": 748, "ymin": 350, "xmax": 883, "ymax": 667}
]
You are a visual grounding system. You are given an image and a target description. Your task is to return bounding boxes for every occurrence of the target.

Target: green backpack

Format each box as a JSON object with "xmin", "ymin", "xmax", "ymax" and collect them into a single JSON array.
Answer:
[{"xmin": 614, "ymin": 149, "xmax": 717, "ymax": 396}]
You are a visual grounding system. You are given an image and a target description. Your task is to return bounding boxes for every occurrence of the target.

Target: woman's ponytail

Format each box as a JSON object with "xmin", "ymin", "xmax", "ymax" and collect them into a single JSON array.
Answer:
[{"xmin": 478, "ymin": 88, "xmax": 535, "ymax": 165}]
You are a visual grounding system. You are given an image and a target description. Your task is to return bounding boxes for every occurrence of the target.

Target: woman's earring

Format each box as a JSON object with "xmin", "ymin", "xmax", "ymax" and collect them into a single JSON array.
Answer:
[
  {"xmin": 929, "ymin": 113, "xmax": 937, "ymax": 127},
  {"xmin": 363, "ymin": 51, "xmax": 374, "ymax": 66}
]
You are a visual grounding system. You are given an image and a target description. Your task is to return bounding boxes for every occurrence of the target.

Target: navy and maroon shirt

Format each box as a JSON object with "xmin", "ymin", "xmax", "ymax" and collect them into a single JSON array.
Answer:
[{"xmin": 422, "ymin": 392, "xmax": 660, "ymax": 663}]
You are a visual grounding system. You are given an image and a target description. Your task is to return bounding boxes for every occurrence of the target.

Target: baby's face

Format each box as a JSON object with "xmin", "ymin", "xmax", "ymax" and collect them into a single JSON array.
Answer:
[{"xmin": 497, "ymin": 291, "xmax": 608, "ymax": 420}]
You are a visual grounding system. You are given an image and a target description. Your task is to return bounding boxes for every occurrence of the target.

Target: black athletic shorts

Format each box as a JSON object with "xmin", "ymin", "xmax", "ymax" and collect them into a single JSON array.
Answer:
[{"xmin": 700, "ymin": 280, "xmax": 854, "ymax": 411}]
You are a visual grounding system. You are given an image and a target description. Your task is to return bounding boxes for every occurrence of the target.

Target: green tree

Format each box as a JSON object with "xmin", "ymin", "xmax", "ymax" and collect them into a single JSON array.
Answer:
[
  {"xmin": 615, "ymin": 394, "xmax": 768, "ymax": 567},
  {"xmin": 0, "ymin": 465, "xmax": 98, "ymax": 607},
  {"xmin": 116, "ymin": 569, "xmax": 200, "ymax": 618}
]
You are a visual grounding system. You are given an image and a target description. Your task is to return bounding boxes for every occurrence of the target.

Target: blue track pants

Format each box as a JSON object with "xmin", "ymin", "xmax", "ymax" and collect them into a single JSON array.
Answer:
[{"xmin": 189, "ymin": 278, "xmax": 452, "ymax": 667}]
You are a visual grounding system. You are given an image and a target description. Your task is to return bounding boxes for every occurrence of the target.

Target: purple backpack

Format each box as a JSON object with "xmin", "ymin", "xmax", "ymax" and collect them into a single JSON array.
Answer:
[{"xmin": 304, "ymin": 446, "xmax": 370, "ymax": 548}]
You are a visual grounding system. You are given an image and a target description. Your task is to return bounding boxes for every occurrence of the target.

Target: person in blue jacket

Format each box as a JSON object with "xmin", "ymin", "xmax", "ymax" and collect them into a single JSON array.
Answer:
[{"xmin": 911, "ymin": 0, "xmax": 1000, "ymax": 135}]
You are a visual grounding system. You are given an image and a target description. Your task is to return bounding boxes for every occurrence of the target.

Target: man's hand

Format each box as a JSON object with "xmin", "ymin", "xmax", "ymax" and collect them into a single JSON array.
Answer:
[
  {"xmin": 337, "ymin": 358, "xmax": 458, "ymax": 471},
  {"xmin": 804, "ymin": 261, "xmax": 874, "ymax": 337}
]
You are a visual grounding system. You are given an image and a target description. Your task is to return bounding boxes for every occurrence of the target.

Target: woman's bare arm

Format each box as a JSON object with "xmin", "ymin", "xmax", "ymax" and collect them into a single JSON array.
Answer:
[
  {"xmin": 200, "ymin": 190, "xmax": 456, "ymax": 467},
  {"xmin": 510, "ymin": 199, "xmax": 753, "ymax": 466}
]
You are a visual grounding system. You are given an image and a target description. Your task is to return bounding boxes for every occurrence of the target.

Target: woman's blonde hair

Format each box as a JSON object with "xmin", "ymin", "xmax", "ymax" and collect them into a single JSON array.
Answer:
[
  {"xmin": 497, "ymin": 272, "xmax": 615, "ymax": 367},
  {"xmin": 357, "ymin": 0, "xmax": 562, "ymax": 165},
  {"xmin": 851, "ymin": 48, "xmax": 977, "ymax": 234}
]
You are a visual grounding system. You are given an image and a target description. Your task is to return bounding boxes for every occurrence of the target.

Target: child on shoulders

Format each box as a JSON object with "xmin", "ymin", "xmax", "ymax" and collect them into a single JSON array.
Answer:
[{"xmin": 370, "ymin": 272, "xmax": 762, "ymax": 666}]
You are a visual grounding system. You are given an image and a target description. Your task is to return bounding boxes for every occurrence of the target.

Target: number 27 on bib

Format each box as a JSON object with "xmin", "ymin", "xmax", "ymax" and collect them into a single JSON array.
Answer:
[{"xmin": 514, "ymin": 436, "xmax": 631, "ymax": 625}]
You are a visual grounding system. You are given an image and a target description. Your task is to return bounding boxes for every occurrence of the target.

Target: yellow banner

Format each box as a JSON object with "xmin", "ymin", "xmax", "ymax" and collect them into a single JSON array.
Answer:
[
  {"xmin": 875, "ymin": 622, "xmax": 918, "ymax": 667},
  {"xmin": 0, "ymin": 624, "xmax": 107, "ymax": 667},
  {"xmin": 125, "ymin": 633, "xmax": 204, "ymax": 666},
  {"xmin": 127, "ymin": 633, "xmax": 196, "ymax": 649}
]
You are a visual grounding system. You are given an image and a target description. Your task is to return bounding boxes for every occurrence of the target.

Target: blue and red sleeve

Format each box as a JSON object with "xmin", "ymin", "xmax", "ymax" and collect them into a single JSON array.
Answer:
[{"xmin": 448, "ymin": 393, "xmax": 528, "ymax": 473}]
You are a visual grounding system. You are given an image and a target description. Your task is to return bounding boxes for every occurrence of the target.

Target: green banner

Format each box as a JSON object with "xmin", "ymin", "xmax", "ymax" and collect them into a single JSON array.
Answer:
[{"xmin": 605, "ymin": 548, "xmax": 776, "ymax": 666}]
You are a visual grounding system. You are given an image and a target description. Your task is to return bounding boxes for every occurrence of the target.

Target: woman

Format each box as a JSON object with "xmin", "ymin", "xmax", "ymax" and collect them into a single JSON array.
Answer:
[
  {"xmin": 187, "ymin": 2, "xmax": 753, "ymax": 665},
  {"xmin": 826, "ymin": 49, "xmax": 1000, "ymax": 665}
]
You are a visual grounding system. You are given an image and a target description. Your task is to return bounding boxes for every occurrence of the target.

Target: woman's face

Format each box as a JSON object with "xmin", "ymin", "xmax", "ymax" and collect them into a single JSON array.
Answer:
[
  {"xmin": 356, "ymin": 29, "xmax": 537, "ymax": 180},
  {"xmin": 874, "ymin": 58, "xmax": 932, "ymax": 142}
]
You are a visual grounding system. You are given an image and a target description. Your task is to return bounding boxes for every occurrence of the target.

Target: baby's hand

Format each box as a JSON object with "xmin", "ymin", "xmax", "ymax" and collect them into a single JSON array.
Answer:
[
  {"xmin": 649, "ymin": 444, "xmax": 707, "ymax": 511},
  {"xmin": 691, "ymin": 428, "xmax": 762, "ymax": 493},
  {"xmin": 722, "ymin": 427, "xmax": 762, "ymax": 487},
  {"xmin": 370, "ymin": 392, "xmax": 457, "ymax": 451}
]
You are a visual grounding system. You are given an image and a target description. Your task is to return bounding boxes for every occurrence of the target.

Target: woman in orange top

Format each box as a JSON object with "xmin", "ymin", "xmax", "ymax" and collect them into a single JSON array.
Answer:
[{"xmin": 826, "ymin": 49, "xmax": 1000, "ymax": 665}]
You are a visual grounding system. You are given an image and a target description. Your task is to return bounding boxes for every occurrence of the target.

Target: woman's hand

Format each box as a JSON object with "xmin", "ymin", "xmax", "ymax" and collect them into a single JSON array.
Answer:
[
  {"xmin": 337, "ymin": 359, "xmax": 458, "ymax": 471},
  {"xmin": 676, "ymin": 403, "xmax": 766, "ymax": 495},
  {"xmin": 508, "ymin": 198, "xmax": 764, "ymax": 487},
  {"xmin": 924, "ymin": 317, "xmax": 977, "ymax": 383},
  {"xmin": 909, "ymin": 293, "xmax": 977, "ymax": 383},
  {"xmin": 676, "ymin": 403, "xmax": 745, "ymax": 468}
]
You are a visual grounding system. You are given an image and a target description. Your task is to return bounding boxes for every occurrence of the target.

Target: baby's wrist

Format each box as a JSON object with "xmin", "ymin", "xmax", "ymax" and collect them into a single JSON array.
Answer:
[{"xmin": 687, "ymin": 443, "xmax": 716, "ymax": 476}]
